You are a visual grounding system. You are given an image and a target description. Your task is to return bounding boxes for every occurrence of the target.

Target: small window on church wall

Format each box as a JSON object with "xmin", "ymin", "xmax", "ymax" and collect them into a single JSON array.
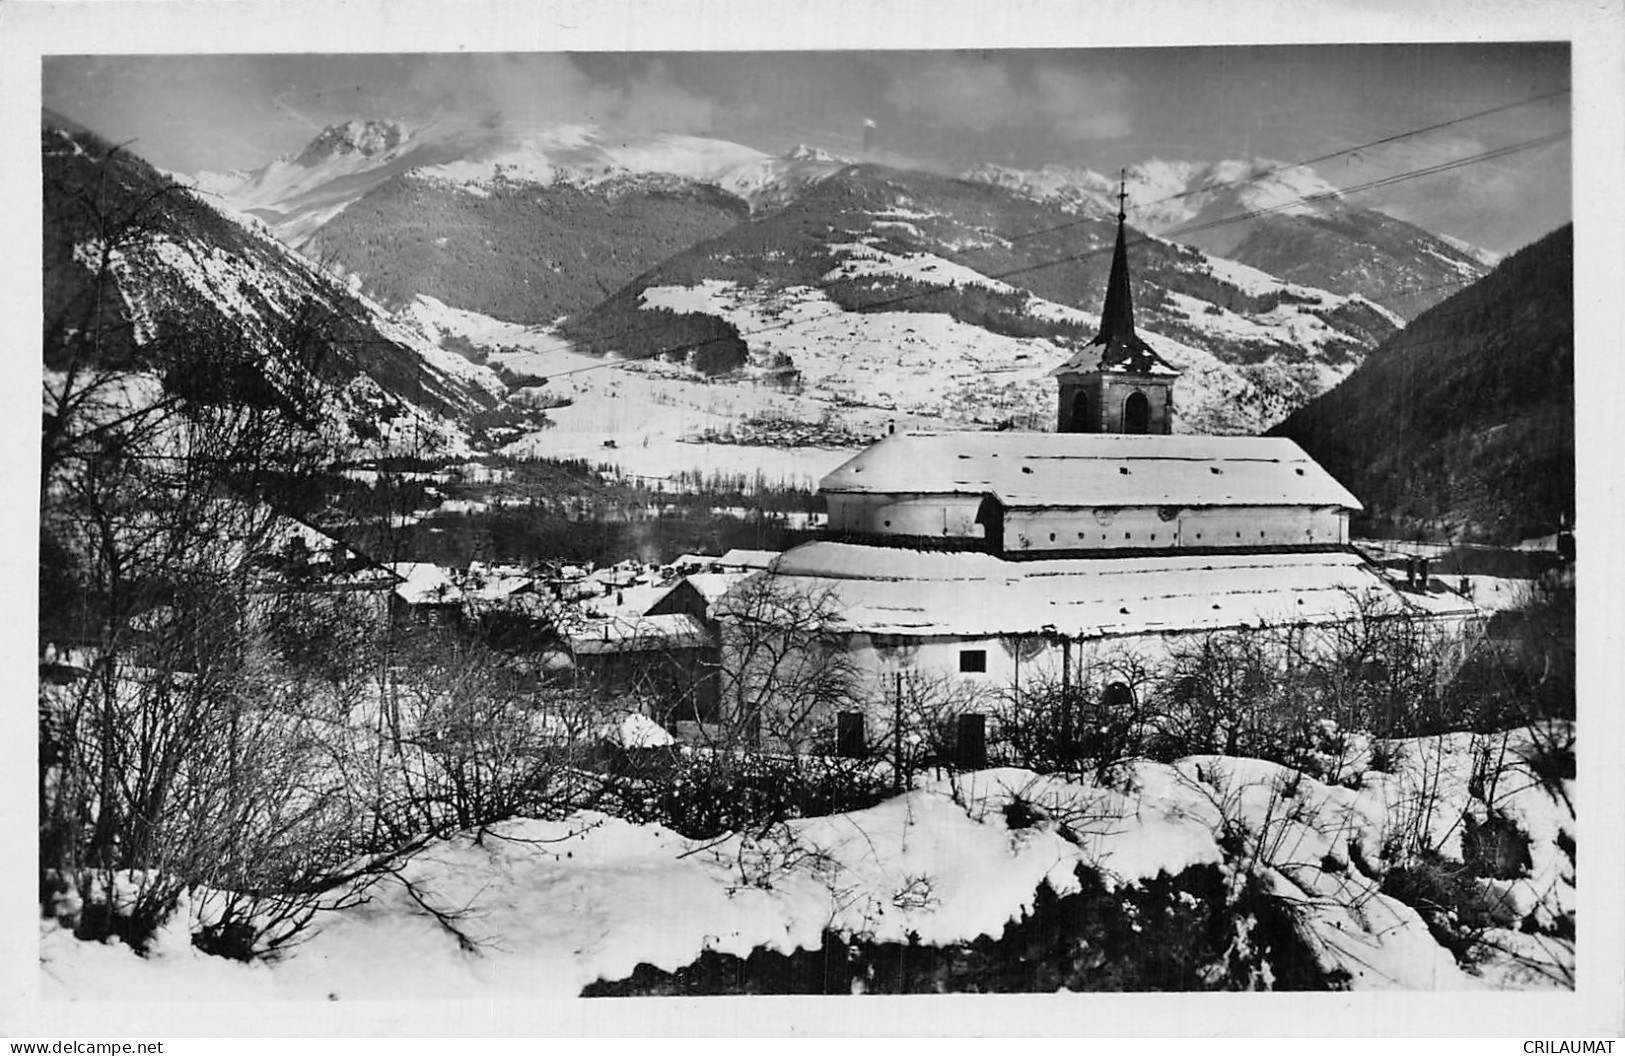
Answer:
[
  {"xmin": 959, "ymin": 649, "xmax": 987, "ymax": 673},
  {"xmin": 1103, "ymin": 681, "xmax": 1135, "ymax": 709}
]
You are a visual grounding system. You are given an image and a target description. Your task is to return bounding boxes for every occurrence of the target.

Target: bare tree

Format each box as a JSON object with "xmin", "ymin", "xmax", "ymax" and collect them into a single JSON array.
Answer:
[
  {"xmin": 37, "ymin": 133, "xmax": 393, "ymax": 955},
  {"xmin": 712, "ymin": 570, "xmax": 864, "ymax": 751}
]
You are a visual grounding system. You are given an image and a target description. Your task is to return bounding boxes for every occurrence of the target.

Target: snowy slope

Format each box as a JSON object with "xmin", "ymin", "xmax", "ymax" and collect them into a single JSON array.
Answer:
[
  {"xmin": 45, "ymin": 116, "xmax": 503, "ymax": 458},
  {"xmin": 38, "ymin": 726, "xmax": 1573, "ymax": 999},
  {"xmin": 635, "ymin": 273, "xmax": 1288, "ymax": 435},
  {"xmin": 409, "ymin": 294, "xmax": 859, "ymax": 487}
]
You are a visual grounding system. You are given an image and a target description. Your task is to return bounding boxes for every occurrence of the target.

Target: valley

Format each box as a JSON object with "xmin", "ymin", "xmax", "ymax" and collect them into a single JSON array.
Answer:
[{"xmin": 33, "ymin": 44, "xmax": 1581, "ymax": 1020}]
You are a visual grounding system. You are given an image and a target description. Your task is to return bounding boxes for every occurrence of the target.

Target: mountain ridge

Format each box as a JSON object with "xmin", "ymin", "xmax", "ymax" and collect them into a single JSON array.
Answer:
[
  {"xmin": 1269, "ymin": 223, "xmax": 1573, "ymax": 543},
  {"xmin": 42, "ymin": 111, "xmax": 505, "ymax": 459},
  {"xmin": 961, "ymin": 158, "xmax": 1493, "ymax": 318}
]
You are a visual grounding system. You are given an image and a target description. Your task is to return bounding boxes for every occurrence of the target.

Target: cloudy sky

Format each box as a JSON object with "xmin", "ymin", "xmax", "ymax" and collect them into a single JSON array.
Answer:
[{"xmin": 44, "ymin": 44, "xmax": 1569, "ymax": 254}]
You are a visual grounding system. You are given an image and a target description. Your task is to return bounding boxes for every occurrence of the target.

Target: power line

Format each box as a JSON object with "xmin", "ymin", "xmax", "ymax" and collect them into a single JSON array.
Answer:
[
  {"xmin": 1164, "ymin": 131, "xmax": 1571, "ymax": 241},
  {"xmin": 101, "ymin": 95, "xmax": 1567, "ymax": 406},
  {"xmin": 516, "ymin": 125, "xmax": 1568, "ymax": 385},
  {"xmin": 997, "ymin": 87, "xmax": 1570, "ymax": 247}
]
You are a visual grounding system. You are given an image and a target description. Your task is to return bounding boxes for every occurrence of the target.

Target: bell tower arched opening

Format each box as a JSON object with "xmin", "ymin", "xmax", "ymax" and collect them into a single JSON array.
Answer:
[{"xmin": 1123, "ymin": 391, "xmax": 1151, "ymax": 434}]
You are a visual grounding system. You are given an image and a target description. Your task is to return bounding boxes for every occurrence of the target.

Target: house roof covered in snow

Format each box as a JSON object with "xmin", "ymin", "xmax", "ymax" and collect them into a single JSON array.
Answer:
[
  {"xmin": 392, "ymin": 563, "xmax": 462, "ymax": 605},
  {"xmin": 820, "ymin": 432, "xmax": 1362, "ymax": 510},
  {"xmin": 717, "ymin": 548, "xmax": 783, "ymax": 571},
  {"xmin": 644, "ymin": 572, "xmax": 751, "ymax": 615},
  {"xmin": 392, "ymin": 562, "xmax": 536, "ymax": 606},
  {"xmin": 717, "ymin": 541, "xmax": 1474, "ymax": 640},
  {"xmin": 682, "ymin": 572, "xmax": 753, "ymax": 604},
  {"xmin": 567, "ymin": 613, "xmax": 716, "ymax": 654}
]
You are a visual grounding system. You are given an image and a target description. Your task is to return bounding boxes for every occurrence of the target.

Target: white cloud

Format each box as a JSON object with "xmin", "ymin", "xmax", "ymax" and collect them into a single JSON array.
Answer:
[
  {"xmin": 883, "ymin": 54, "xmax": 1131, "ymax": 141},
  {"xmin": 398, "ymin": 54, "xmax": 721, "ymax": 137},
  {"xmin": 1031, "ymin": 65, "xmax": 1132, "ymax": 140}
]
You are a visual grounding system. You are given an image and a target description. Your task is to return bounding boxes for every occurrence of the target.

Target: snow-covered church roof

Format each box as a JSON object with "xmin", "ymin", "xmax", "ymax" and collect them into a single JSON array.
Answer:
[
  {"xmin": 724, "ymin": 541, "xmax": 1472, "ymax": 640},
  {"xmin": 820, "ymin": 431, "xmax": 1362, "ymax": 510}
]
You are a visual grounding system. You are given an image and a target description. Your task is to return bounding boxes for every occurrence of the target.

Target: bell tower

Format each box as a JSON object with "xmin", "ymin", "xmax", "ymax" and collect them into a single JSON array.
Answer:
[{"xmin": 1054, "ymin": 173, "xmax": 1179, "ymax": 434}]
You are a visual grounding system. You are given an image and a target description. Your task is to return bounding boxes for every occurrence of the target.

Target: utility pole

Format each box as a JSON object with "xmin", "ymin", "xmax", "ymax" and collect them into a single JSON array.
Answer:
[
  {"xmin": 893, "ymin": 670, "xmax": 904, "ymax": 796},
  {"xmin": 1060, "ymin": 636, "xmax": 1074, "ymax": 761}
]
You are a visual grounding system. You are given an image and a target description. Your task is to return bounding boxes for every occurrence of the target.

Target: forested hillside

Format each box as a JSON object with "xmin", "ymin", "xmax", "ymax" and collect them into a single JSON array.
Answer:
[
  {"xmin": 1270, "ymin": 225, "xmax": 1573, "ymax": 543},
  {"xmin": 1220, "ymin": 208, "xmax": 1492, "ymax": 319},
  {"xmin": 302, "ymin": 172, "xmax": 749, "ymax": 324}
]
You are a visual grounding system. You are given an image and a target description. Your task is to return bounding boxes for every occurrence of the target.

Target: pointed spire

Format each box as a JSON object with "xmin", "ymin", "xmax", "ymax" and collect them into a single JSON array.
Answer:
[{"xmin": 1094, "ymin": 170, "xmax": 1143, "ymax": 352}]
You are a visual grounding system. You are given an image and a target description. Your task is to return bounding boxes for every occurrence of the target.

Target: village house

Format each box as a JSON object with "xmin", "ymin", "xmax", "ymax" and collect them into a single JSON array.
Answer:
[
  {"xmin": 715, "ymin": 185, "xmax": 1480, "ymax": 748},
  {"xmin": 564, "ymin": 612, "xmax": 719, "ymax": 723}
]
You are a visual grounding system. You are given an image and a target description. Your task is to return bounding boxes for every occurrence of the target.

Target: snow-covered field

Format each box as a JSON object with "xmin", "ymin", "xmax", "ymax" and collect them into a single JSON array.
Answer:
[
  {"xmin": 38, "ymin": 726, "xmax": 1573, "ymax": 1001},
  {"xmin": 411, "ymin": 293, "xmax": 874, "ymax": 488}
]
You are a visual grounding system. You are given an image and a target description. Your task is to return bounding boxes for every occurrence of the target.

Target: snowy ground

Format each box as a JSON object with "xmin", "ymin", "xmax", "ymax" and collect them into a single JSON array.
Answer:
[
  {"xmin": 410, "ymin": 294, "xmax": 865, "ymax": 489},
  {"xmin": 38, "ymin": 726, "xmax": 1573, "ymax": 1001}
]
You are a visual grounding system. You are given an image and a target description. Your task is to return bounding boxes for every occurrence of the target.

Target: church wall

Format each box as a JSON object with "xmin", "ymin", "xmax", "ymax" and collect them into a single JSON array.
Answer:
[
  {"xmin": 827, "ymin": 496, "xmax": 1348, "ymax": 551},
  {"xmin": 1100, "ymin": 374, "xmax": 1174, "ymax": 434},
  {"xmin": 1003, "ymin": 504, "xmax": 1348, "ymax": 552},
  {"xmin": 1176, "ymin": 506, "xmax": 1349, "ymax": 548},
  {"xmin": 1056, "ymin": 373, "xmax": 1176, "ymax": 434},
  {"xmin": 1007, "ymin": 505, "xmax": 1178, "ymax": 551},
  {"xmin": 721, "ymin": 608, "xmax": 1481, "ymax": 753},
  {"xmin": 825, "ymin": 492, "xmax": 985, "ymax": 539}
]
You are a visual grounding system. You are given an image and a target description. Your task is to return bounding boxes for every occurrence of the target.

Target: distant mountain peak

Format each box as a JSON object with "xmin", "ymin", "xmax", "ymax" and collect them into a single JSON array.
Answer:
[
  {"xmin": 786, "ymin": 143, "xmax": 849, "ymax": 164},
  {"xmin": 292, "ymin": 119, "xmax": 413, "ymax": 167}
]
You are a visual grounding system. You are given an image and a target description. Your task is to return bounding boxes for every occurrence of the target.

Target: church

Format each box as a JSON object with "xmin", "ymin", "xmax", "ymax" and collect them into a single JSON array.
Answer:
[{"xmin": 714, "ymin": 187, "xmax": 1478, "ymax": 744}]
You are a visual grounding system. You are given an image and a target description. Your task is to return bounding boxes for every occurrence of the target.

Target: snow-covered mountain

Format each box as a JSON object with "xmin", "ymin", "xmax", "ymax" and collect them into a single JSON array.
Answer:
[
  {"xmin": 148, "ymin": 116, "xmax": 1495, "ymax": 451},
  {"xmin": 714, "ymin": 143, "xmax": 854, "ymax": 213},
  {"xmin": 967, "ymin": 157, "xmax": 1347, "ymax": 231},
  {"xmin": 186, "ymin": 121, "xmax": 854, "ymax": 326},
  {"xmin": 555, "ymin": 163, "xmax": 1401, "ymax": 437},
  {"xmin": 193, "ymin": 120, "xmax": 848, "ymax": 249},
  {"xmin": 44, "ymin": 110, "xmax": 504, "ymax": 458},
  {"xmin": 964, "ymin": 158, "xmax": 1494, "ymax": 317}
]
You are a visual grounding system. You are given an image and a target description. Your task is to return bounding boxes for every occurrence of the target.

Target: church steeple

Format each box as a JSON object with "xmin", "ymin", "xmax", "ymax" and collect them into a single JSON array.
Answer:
[
  {"xmin": 1092, "ymin": 174, "xmax": 1144, "ymax": 349},
  {"xmin": 1090, "ymin": 172, "xmax": 1157, "ymax": 364},
  {"xmin": 1051, "ymin": 171, "xmax": 1180, "ymax": 435}
]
